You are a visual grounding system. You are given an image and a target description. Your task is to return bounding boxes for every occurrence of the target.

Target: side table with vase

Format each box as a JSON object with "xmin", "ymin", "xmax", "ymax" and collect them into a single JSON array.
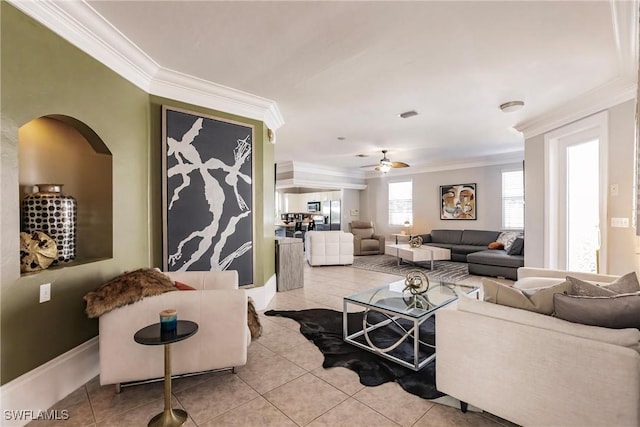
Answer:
[{"xmin": 134, "ymin": 319, "xmax": 198, "ymax": 427}]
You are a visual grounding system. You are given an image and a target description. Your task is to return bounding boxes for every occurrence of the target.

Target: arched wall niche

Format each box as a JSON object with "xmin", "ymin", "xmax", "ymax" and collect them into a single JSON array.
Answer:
[{"xmin": 19, "ymin": 115, "xmax": 113, "ymax": 272}]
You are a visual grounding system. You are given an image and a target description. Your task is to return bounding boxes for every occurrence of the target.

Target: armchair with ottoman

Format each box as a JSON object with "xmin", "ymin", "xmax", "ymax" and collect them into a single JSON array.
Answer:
[
  {"xmin": 95, "ymin": 269, "xmax": 250, "ymax": 391},
  {"xmin": 349, "ymin": 220, "xmax": 385, "ymax": 255},
  {"xmin": 436, "ymin": 267, "xmax": 640, "ymax": 426}
]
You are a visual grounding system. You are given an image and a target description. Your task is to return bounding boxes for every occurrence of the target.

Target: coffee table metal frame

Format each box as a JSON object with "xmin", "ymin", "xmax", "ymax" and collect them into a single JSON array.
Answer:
[{"xmin": 343, "ymin": 280, "xmax": 478, "ymax": 371}]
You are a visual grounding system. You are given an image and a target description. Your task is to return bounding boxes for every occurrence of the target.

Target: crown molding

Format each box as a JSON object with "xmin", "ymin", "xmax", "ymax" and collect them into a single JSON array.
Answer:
[
  {"xmin": 8, "ymin": 0, "xmax": 158, "ymax": 91},
  {"xmin": 275, "ymin": 161, "xmax": 295, "ymax": 174},
  {"xmin": 276, "ymin": 161, "xmax": 366, "ymax": 179},
  {"xmin": 9, "ymin": 0, "xmax": 284, "ymax": 130},
  {"xmin": 150, "ymin": 68, "xmax": 285, "ymax": 131},
  {"xmin": 514, "ymin": 77, "xmax": 636, "ymax": 139},
  {"xmin": 611, "ymin": 0, "xmax": 639, "ymax": 75},
  {"xmin": 292, "ymin": 161, "xmax": 367, "ymax": 180},
  {"xmin": 275, "ymin": 178, "xmax": 367, "ymax": 191},
  {"xmin": 515, "ymin": 0, "xmax": 638, "ymax": 140}
]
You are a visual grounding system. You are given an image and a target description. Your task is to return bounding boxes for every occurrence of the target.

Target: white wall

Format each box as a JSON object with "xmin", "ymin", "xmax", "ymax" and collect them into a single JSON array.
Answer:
[
  {"xmin": 360, "ymin": 162, "xmax": 522, "ymax": 237},
  {"xmin": 524, "ymin": 99, "xmax": 637, "ymax": 275},
  {"xmin": 341, "ymin": 188, "xmax": 361, "ymax": 231},
  {"xmin": 524, "ymin": 133, "xmax": 545, "ymax": 267}
]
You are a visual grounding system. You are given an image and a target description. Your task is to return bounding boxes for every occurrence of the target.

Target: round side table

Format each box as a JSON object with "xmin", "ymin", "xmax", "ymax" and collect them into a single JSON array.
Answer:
[{"xmin": 134, "ymin": 320, "xmax": 198, "ymax": 427}]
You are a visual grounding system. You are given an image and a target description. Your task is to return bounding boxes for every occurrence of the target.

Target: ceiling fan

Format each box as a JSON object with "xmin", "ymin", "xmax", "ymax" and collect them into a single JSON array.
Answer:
[{"xmin": 361, "ymin": 150, "xmax": 410, "ymax": 173}]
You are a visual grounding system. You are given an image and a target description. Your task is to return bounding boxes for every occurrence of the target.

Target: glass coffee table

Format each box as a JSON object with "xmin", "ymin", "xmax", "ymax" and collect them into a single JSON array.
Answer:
[{"xmin": 343, "ymin": 279, "xmax": 478, "ymax": 371}]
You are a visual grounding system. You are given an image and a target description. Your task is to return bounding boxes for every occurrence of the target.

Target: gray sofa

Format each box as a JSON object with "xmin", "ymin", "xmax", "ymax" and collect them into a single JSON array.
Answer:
[{"xmin": 417, "ymin": 229, "xmax": 523, "ymax": 280}]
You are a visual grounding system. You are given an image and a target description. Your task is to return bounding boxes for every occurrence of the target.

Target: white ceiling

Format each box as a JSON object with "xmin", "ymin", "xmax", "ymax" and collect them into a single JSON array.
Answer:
[{"xmin": 63, "ymin": 1, "xmax": 639, "ymax": 172}]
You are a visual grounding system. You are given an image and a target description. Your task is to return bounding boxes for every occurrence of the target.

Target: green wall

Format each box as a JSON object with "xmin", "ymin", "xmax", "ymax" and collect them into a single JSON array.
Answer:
[
  {"xmin": 0, "ymin": 3, "xmax": 151, "ymax": 384},
  {"xmin": 1, "ymin": 3, "xmax": 275, "ymax": 385},
  {"xmin": 148, "ymin": 98, "xmax": 275, "ymax": 286}
]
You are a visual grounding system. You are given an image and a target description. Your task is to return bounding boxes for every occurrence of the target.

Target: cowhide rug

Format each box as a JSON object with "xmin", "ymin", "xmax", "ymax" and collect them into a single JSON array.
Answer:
[{"xmin": 265, "ymin": 308, "xmax": 445, "ymax": 400}]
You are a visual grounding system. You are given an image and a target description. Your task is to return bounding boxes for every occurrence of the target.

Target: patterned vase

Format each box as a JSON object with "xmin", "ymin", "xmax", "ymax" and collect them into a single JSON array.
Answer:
[{"xmin": 22, "ymin": 184, "xmax": 77, "ymax": 264}]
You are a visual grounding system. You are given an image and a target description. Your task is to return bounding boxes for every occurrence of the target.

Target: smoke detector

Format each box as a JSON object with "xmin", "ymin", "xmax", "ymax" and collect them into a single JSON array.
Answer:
[{"xmin": 499, "ymin": 101, "xmax": 525, "ymax": 113}]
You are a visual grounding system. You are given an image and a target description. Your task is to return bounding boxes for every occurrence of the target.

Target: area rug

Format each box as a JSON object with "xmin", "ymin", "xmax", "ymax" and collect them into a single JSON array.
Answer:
[
  {"xmin": 265, "ymin": 308, "xmax": 445, "ymax": 400},
  {"xmin": 352, "ymin": 254, "xmax": 469, "ymax": 282}
]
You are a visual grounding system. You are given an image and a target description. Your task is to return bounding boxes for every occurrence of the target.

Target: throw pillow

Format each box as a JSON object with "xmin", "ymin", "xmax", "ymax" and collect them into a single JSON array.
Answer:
[
  {"xmin": 554, "ymin": 292, "xmax": 640, "ymax": 329},
  {"xmin": 488, "ymin": 242, "xmax": 504, "ymax": 250},
  {"xmin": 567, "ymin": 272, "xmax": 640, "ymax": 297},
  {"xmin": 497, "ymin": 232, "xmax": 520, "ymax": 253},
  {"xmin": 84, "ymin": 268, "xmax": 176, "ymax": 318},
  {"xmin": 605, "ymin": 272, "xmax": 640, "ymax": 294},
  {"xmin": 175, "ymin": 281, "xmax": 196, "ymax": 291},
  {"xmin": 507, "ymin": 237, "xmax": 524, "ymax": 256},
  {"xmin": 482, "ymin": 278, "xmax": 572, "ymax": 315},
  {"xmin": 567, "ymin": 277, "xmax": 617, "ymax": 297}
]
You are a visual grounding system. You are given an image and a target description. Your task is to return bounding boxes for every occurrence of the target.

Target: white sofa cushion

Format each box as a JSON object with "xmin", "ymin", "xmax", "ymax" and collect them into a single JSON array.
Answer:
[{"xmin": 457, "ymin": 294, "xmax": 640, "ymax": 348}]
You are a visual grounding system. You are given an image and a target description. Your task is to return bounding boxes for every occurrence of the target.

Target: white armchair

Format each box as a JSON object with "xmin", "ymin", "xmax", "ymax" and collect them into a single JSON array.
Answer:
[
  {"xmin": 304, "ymin": 231, "xmax": 354, "ymax": 266},
  {"xmin": 98, "ymin": 270, "xmax": 249, "ymax": 390}
]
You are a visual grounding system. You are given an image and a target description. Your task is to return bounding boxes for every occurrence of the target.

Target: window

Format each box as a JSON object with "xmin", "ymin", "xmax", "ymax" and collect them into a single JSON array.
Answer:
[
  {"xmin": 388, "ymin": 181, "xmax": 412, "ymax": 225},
  {"xmin": 502, "ymin": 170, "xmax": 524, "ymax": 230}
]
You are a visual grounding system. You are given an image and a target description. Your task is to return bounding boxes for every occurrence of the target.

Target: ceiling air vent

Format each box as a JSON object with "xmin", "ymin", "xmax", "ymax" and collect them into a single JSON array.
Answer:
[{"xmin": 399, "ymin": 110, "xmax": 418, "ymax": 119}]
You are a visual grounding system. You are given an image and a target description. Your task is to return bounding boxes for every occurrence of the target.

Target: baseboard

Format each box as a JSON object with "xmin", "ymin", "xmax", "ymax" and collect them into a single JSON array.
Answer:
[
  {"xmin": 245, "ymin": 274, "xmax": 276, "ymax": 311},
  {"xmin": 0, "ymin": 337, "xmax": 99, "ymax": 427}
]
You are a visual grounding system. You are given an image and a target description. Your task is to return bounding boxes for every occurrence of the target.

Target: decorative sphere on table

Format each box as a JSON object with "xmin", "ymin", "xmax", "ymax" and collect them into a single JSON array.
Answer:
[
  {"xmin": 403, "ymin": 270, "xmax": 430, "ymax": 295},
  {"xmin": 409, "ymin": 235, "xmax": 423, "ymax": 248}
]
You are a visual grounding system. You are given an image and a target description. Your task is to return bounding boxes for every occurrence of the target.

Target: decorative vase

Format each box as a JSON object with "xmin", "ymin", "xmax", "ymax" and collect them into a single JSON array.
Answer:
[{"xmin": 22, "ymin": 184, "xmax": 77, "ymax": 264}]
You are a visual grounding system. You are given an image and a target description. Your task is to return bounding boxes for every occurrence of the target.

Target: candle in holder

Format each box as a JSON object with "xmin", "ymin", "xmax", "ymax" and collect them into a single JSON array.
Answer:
[{"xmin": 159, "ymin": 309, "xmax": 177, "ymax": 333}]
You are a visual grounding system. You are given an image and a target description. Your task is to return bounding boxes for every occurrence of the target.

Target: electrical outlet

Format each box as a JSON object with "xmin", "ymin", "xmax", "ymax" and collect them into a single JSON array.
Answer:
[
  {"xmin": 611, "ymin": 217, "xmax": 629, "ymax": 228},
  {"xmin": 40, "ymin": 283, "xmax": 51, "ymax": 303}
]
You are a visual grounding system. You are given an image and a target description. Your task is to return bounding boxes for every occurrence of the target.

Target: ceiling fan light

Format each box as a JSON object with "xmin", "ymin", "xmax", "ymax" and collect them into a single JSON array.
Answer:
[{"xmin": 379, "ymin": 163, "xmax": 392, "ymax": 173}]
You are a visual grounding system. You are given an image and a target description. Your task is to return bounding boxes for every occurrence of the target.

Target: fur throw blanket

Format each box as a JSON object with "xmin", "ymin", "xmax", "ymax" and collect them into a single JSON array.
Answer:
[
  {"xmin": 84, "ymin": 268, "xmax": 176, "ymax": 318},
  {"xmin": 84, "ymin": 268, "xmax": 264, "ymax": 339}
]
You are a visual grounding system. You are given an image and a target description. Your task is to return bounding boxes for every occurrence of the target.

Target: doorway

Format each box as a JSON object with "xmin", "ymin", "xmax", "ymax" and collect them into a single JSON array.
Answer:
[
  {"xmin": 564, "ymin": 138, "xmax": 600, "ymax": 272},
  {"xmin": 544, "ymin": 112, "xmax": 608, "ymax": 273}
]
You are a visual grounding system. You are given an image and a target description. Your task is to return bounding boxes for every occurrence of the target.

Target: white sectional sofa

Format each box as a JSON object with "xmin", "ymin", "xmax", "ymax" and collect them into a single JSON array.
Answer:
[
  {"xmin": 436, "ymin": 267, "xmax": 640, "ymax": 426},
  {"xmin": 99, "ymin": 270, "xmax": 249, "ymax": 390},
  {"xmin": 304, "ymin": 230, "xmax": 354, "ymax": 266}
]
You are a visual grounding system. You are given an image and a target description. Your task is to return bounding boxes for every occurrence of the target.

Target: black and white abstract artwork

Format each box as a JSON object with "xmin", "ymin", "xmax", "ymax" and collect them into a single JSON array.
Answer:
[{"xmin": 162, "ymin": 106, "xmax": 254, "ymax": 286}]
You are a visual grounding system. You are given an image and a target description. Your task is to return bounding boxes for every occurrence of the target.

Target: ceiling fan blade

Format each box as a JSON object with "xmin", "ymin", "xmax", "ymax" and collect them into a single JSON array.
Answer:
[
  {"xmin": 374, "ymin": 166, "xmax": 381, "ymax": 171},
  {"xmin": 359, "ymin": 164, "xmax": 380, "ymax": 168},
  {"xmin": 391, "ymin": 162, "xmax": 410, "ymax": 168}
]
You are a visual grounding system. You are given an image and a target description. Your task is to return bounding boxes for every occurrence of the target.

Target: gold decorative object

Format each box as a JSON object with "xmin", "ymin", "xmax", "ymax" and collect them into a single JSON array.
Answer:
[
  {"xmin": 409, "ymin": 235, "xmax": 423, "ymax": 248},
  {"xmin": 403, "ymin": 270, "xmax": 430, "ymax": 295},
  {"xmin": 20, "ymin": 231, "xmax": 58, "ymax": 273}
]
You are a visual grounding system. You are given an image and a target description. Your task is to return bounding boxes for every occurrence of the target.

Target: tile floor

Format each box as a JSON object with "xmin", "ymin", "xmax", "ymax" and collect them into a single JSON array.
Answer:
[{"xmin": 27, "ymin": 263, "xmax": 517, "ymax": 427}]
